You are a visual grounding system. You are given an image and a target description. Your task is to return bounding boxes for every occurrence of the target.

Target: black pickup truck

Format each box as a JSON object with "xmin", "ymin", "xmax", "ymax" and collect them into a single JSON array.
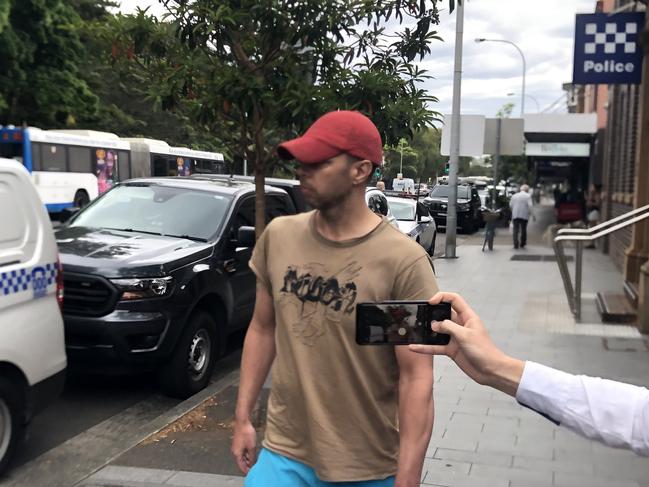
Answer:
[{"xmin": 56, "ymin": 177, "xmax": 295, "ymax": 398}]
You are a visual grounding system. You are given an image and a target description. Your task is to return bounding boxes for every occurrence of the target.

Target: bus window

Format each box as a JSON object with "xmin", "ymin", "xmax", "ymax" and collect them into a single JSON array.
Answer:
[
  {"xmin": 152, "ymin": 155, "xmax": 170, "ymax": 176},
  {"xmin": 118, "ymin": 150, "xmax": 130, "ymax": 180},
  {"xmin": 193, "ymin": 159, "xmax": 224, "ymax": 174},
  {"xmin": 69, "ymin": 146, "xmax": 92, "ymax": 173},
  {"xmin": 0, "ymin": 142, "xmax": 23, "ymax": 163},
  {"xmin": 41, "ymin": 144, "xmax": 67, "ymax": 171},
  {"xmin": 31, "ymin": 142, "xmax": 42, "ymax": 170}
]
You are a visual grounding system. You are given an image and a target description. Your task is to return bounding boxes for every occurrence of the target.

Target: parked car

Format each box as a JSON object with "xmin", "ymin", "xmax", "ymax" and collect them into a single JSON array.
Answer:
[
  {"xmin": 366, "ymin": 187, "xmax": 398, "ymax": 228},
  {"xmin": 191, "ymin": 174, "xmax": 311, "ymax": 213},
  {"xmin": 423, "ymin": 184, "xmax": 482, "ymax": 233},
  {"xmin": 0, "ymin": 159, "xmax": 66, "ymax": 475},
  {"xmin": 56, "ymin": 177, "xmax": 296, "ymax": 398},
  {"xmin": 386, "ymin": 196, "xmax": 437, "ymax": 255}
]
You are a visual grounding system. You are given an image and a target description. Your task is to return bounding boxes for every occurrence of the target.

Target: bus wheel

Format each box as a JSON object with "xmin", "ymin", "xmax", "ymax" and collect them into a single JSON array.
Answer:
[{"xmin": 73, "ymin": 190, "xmax": 90, "ymax": 208}]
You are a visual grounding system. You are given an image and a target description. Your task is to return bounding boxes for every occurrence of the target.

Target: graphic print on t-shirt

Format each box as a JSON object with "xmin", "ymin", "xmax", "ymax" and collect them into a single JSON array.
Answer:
[{"xmin": 279, "ymin": 261, "xmax": 361, "ymax": 345}]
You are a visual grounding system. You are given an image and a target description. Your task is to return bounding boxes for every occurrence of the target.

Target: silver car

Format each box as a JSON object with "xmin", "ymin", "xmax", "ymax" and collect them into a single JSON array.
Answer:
[{"xmin": 386, "ymin": 196, "xmax": 437, "ymax": 255}]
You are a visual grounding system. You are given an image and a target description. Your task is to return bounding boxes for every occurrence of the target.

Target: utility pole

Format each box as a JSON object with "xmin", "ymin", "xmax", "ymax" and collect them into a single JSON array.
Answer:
[
  {"xmin": 492, "ymin": 117, "xmax": 502, "ymax": 210},
  {"xmin": 445, "ymin": 0, "xmax": 465, "ymax": 258}
]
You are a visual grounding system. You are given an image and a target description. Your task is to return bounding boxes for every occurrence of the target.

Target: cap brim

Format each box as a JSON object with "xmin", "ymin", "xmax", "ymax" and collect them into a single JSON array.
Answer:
[{"xmin": 277, "ymin": 136, "xmax": 342, "ymax": 164}]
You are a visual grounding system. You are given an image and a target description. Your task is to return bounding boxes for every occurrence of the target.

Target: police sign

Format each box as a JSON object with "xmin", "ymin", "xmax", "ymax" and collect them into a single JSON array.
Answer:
[{"xmin": 573, "ymin": 12, "xmax": 645, "ymax": 85}]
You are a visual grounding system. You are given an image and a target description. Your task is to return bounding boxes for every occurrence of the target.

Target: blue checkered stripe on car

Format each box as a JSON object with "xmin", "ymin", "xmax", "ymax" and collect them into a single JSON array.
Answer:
[{"xmin": 0, "ymin": 263, "xmax": 57, "ymax": 297}]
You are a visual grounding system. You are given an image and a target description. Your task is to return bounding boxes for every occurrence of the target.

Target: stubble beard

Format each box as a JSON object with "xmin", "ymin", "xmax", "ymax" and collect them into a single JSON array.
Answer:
[{"xmin": 308, "ymin": 185, "xmax": 355, "ymax": 212}]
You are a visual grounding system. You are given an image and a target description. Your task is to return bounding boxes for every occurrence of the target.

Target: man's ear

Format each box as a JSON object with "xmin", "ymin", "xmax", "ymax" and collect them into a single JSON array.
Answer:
[{"xmin": 352, "ymin": 159, "xmax": 373, "ymax": 186}]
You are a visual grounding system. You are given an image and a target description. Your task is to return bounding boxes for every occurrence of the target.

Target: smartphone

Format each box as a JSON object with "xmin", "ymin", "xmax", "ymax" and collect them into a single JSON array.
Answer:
[{"xmin": 356, "ymin": 301, "xmax": 451, "ymax": 345}]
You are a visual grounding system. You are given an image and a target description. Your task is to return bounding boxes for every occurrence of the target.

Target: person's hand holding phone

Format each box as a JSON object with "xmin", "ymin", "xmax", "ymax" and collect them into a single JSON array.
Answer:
[{"xmin": 409, "ymin": 292, "xmax": 524, "ymax": 397}]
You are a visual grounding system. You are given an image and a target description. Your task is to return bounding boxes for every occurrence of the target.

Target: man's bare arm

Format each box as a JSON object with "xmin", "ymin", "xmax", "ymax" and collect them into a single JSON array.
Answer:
[
  {"xmin": 231, "ymin": 284, "xmax": 276, "ymax": 474},
  {"xmin": 394, "ymin": 346, "xmax": 434, "ymax": 487}
]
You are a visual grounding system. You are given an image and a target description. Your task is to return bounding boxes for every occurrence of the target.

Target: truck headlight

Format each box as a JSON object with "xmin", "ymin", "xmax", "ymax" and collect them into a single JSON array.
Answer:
[{"xmin": 111, "ymin": 277, "xmax": 173, "ymax": 300}]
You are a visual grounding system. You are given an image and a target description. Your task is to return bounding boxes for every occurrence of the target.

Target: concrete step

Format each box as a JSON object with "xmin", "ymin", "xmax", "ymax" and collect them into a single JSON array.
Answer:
[
  {"xmin": 624, "ymin": 280, "xmax": 639, "ymax": 309},
  {"xmin": 596, "ymin": 292, "xmax": 637, "ymax": 324}
]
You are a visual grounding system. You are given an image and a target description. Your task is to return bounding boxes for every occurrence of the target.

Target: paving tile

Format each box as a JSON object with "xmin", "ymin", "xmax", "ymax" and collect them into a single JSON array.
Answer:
[
  {"xmin": 422, "ymin": 475, "xmax": 508, "ymax": 487},
  {"xmin": 469, "ymin": 464, "xmax": 552, "ymax": 485},
  {"xmin": 167, "ymin": 471, "xmax": 243, "ymax": 486},
  {"xmin": 444, "ymin": 421, "xmax": 482, "ymax": 439},
  {"xmin": 475, "ymin": 435, "xmax": 517, "ymax": 456},
  {"xmin": 428, "ymin": 435, "xmax": 478, "ymax": 453},
  {"xmin": 593, "ymin": 459, "xmax": 649, "ymax": 483},
  {"xmin": 421, "ymin": 458, "xmax": 472, "ymax": 487},
  {"xmin": 554, "ymin": 472, "xmax": 640, "ymax": 487},
  {"xmin": 433, "ymin": 448, "xmax": 512, "ymax": 467},
  {"xmin": 486, "ymin": 406, "xmax": 533, "ymax": 420},
  {"xmin": 512, "ymin": 455, "xmax": 594, "ymax": 475}
]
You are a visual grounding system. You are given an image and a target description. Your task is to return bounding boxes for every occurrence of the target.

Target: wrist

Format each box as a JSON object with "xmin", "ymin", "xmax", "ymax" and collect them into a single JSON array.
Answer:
[
  {"xmin": 485, "ymin": 354, "xmax": 525, "ymax": 397},
  {"xmin": 234, "ymin": 409, "xmax": 252, "ymax": 424}
]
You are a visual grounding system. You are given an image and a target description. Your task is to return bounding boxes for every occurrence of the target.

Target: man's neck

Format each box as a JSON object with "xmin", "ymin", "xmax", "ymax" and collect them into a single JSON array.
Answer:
[{"xmin": 315, "ymin": 193, "xmax": 382, "ymax": 242}]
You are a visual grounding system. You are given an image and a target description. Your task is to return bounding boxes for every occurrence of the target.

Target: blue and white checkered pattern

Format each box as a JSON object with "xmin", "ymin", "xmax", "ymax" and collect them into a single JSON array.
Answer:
[
  {"xmin": 0, "ymin": 263, "xmax": 57, "ymax": 297},
  {"xmin": 584, "ymin": 21, "xmax": 638, "ymax": 55}
]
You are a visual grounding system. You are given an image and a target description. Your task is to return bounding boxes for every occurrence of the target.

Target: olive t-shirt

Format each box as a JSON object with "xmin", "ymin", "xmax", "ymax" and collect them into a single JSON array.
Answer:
[{"xmin": 249, "ymin": 211, "xmax": 439, "ymax": 481}]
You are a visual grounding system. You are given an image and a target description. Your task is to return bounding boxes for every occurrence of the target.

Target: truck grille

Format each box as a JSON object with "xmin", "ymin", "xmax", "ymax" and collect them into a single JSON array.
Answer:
[{"xmin": 62, "ymin": 273, "xmax": 119, "ymax": 317}]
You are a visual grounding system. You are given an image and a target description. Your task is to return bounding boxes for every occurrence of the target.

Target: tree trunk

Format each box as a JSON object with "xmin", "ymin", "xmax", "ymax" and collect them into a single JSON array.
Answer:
[
  {"xmin": 254, "ymin": 156, "xmax": 266, "ymax": 239},
  {"xmin": 252, "ymin": 104, "xmax": 267, "ymax": 239}
]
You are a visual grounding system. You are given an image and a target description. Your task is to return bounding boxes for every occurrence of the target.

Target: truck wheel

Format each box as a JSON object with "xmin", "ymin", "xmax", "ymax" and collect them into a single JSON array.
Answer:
[
  {"xmin": 0, "ymin": 378, "xmax": 23, "ymax": 476},
  {"xmin": 73, "ymin": 190, "xmax": 90, "ymax": 208},
  {"xmin": 159, "ymin": 310, "xmax": 218, "ymax": 399}
]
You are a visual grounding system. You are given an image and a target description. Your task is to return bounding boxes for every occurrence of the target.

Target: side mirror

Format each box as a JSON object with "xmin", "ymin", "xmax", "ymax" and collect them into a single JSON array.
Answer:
[
  {"xmin": 236, "ymin": 226, "xmax": 256, "ymax": 247},
  {"xmin": 418, "ymin": 214, "xmax": 431, "ymax": 223},
  {"xmin": 60, "ymin": 207, "xmax": 81, "ymax": 224}
]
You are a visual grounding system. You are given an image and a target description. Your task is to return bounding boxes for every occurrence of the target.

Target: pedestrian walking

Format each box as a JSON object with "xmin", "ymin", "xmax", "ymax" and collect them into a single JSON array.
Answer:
[
  {"xmin": 410, "ymin": 292, "xmax": 649, "ymax": 456},
  {"xmin": 509, "ymin": 184, "xmax": 533, "ymax": 249},
  {"xmin": 231, "ymin": 110, "xmax": 439, "ymax": 487}
]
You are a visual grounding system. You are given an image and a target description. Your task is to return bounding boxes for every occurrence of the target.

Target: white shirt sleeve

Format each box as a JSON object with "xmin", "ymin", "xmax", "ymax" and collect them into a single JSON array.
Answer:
[{"xmin": 515, "ymin": 361, "xmax": 649, "ymax": 456}]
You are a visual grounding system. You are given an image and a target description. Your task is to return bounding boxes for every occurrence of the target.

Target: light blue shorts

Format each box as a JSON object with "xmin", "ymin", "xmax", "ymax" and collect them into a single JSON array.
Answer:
[{"xmin": 244, "ymin": 448, "xmax": 395, "ymax": 487}]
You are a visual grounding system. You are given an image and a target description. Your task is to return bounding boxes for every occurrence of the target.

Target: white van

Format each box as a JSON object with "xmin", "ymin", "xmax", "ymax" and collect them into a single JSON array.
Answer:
[{"xmin": 0, "ymin": 159, "xmax": 66, "ymax": 474}]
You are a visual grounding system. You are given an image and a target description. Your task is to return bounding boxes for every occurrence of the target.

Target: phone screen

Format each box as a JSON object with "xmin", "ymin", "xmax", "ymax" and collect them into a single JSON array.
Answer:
[{"xmin": 356, "ymin": 301, "xmax": 451, "ymax": 345}]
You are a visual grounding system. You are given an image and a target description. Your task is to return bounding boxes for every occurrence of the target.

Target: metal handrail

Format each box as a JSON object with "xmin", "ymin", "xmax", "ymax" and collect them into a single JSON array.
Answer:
[
  {"xmin": 556, "ymin": 203, "xmax": 649, "ymax": 236},
  {"xmin": 552, "ymin": 205, "xmax": 649, "ymax": 319}
]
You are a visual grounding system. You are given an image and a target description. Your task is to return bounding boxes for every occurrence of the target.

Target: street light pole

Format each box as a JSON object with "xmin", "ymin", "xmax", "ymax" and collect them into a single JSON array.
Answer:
[
  {"xmin": 445, "ymin": 0, "xmax": 465, "ymax": 259},
  {"xmin": 476, "ymin": 38, "xmax": 526, "ymax": 117}
]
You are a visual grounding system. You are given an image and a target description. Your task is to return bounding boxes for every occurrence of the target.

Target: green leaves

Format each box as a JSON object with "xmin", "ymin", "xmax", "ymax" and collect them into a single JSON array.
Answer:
[{"xmin": 0, "ymin": 0, "xmax": 99, "ymax": 126}]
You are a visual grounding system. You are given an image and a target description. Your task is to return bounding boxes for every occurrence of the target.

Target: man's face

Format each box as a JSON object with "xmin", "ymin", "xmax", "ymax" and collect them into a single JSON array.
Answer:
[{"xmin": 296, "ymin": 154, "xmax": 364, "ymax": 210}]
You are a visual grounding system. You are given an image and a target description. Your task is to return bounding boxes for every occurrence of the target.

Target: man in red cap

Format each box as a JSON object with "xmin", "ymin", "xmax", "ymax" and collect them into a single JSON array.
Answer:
[{"xmin": 231, "ymin": 111, "xmax": 438, "ymax": 487}]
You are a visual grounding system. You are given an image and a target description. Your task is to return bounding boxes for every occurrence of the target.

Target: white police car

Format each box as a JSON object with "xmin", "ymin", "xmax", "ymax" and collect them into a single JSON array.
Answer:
[{"xmin": 0, "ymin": 158, "xmax": 66, "ymax": 474}]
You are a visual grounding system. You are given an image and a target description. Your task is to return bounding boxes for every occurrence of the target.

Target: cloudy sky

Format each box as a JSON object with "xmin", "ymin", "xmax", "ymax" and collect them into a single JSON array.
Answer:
[{"xmin": 117, "ymin": 0, "xmax": 596, "ymax": 119}]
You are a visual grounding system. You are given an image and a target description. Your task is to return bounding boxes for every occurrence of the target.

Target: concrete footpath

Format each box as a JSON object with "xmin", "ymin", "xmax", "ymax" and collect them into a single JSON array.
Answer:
[{"xmin": 80, "ymin": 205, "xmax": 649, "ymax": 487}]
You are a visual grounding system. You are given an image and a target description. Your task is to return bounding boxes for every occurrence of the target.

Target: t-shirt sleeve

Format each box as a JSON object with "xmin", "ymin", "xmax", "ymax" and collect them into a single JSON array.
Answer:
[
  {"xmin": 249, "ymin": 223, "xmax": 272, "ymax": 293},
  {"xmin": 391, "ymin": 254, "xmax": 439, "ymax": 301}
]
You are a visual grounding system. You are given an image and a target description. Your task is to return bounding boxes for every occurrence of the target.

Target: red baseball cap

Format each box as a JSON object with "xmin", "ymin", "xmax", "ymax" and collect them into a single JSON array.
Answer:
[{"xmin": 277, "ymin": 110, "xmax": 383, "ymax": 165}]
